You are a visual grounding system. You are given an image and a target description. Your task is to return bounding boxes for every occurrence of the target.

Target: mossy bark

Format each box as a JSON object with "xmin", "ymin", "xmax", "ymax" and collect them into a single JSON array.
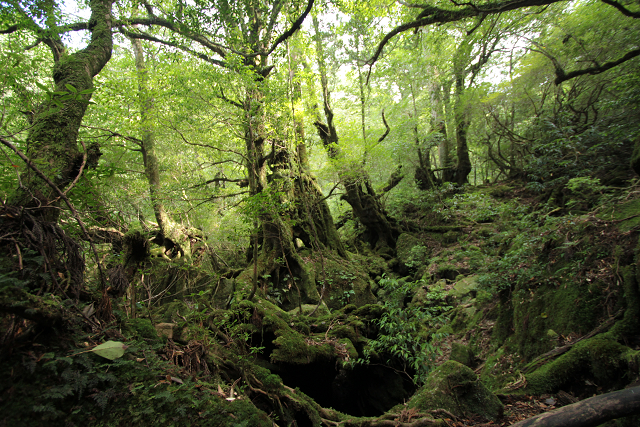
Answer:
[{"xmin": 11, "ymin": 0, "xmax": 113, "ymax": 219}]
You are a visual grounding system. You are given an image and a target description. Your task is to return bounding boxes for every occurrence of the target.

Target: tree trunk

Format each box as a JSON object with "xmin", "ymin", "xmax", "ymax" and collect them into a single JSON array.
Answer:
[
  {"xmin": 238, "ymin": 38, "xmax": 347, "ymax": 308},
  {"xmin": 511, "ymin": 386, "xmax": 640, "ymax": 427},
  {"xmin": 453, "ymin": 74, "xmax": 472, "ymax": 185},
  {"xmin": 414, "ymin": 82, "xmax": 440, "ymax": 190},
  {"xmin": 439, "ymin": 80, "xmax": 456, "ymax": 183},
  {"xmin": 11, "ymin": 0, "xmax": 113, "ymax": 220},
  {"xmin": 131, "ymin": 37, "xmax": 194, "ymax": 261},
  {"xmin": 312, "ymin": 15, "xmax": 398, "ymax": 255}
]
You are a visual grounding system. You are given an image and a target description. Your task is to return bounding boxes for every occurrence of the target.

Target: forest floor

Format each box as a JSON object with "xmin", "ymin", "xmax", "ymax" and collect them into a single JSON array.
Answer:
[
  {"xmin": 452, "ymin": 395, "xmax": 552, "ymax": 426},
  {"xmin": 1, "ymin": 181, "xmax": 639, "ymax": 426}
]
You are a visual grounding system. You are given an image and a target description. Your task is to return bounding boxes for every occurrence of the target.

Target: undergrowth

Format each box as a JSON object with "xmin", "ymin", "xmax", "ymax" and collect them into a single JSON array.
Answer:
[{"xmin": 355, "ymin": 275, "xmax": 451, "ymax": 384}]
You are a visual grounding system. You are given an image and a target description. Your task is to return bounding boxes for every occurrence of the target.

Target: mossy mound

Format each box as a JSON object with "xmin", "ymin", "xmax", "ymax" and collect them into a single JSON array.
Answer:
[
  {"xmin": 598, "ymin": 197, "xmax": 640, "ymax": 232},
  {"xmin": 524, "ymin": 336, "xmax": 635, "ymax": 395},
  {"xmin": 406, "ymin": 360, "xmax": 503, "ymax": 421},
  {"xmin": 450, "ymin": 342, "xmax": 475, "ymax": 367},
  {"xmin": 396, "ymin": 233, "xmax": 429, "ymax": 270}
]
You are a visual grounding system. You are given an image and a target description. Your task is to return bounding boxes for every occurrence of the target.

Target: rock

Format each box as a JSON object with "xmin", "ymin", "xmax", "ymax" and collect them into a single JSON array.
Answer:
[
  {"xmin": 155, "ymin": 322, "xmax": 176, "ymax": 339},
  {"xmin": 450, "ymin": 275, "xmax": 479, "ymax": 300},
  {"xmin": 287, "ymin": 303, "xmax": 330, "ymax": 317},
  {"xmin": 450, "ymin": 342, "xmax": 475, "ymax": 367},
  {"xmin": 407, "ymin": 360, "xmax": 503, "ymax": 420}
]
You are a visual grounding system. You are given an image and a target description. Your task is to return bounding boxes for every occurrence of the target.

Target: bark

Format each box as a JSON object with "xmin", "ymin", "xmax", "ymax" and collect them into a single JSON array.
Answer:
[
  {"xmin": 414, "ymin": 82, "xmax": 440, "ymax": 190},
  {"xmin": 289, "ymin": 39, "xmax": 347, "ymax": 258},
  {"xmin": 312, "ymin": 15, "xmax": 399, "ymax": 253},
  {"xmin": 130, "ymin": 37, "xmax": 195, "ymax": 260},
  {"xmin": 439, "ymin": 80, "xmax": 456, "ymax": 183},
  {"xmin": 234, "ymin": 7, "xmax": 344, "ymax": 308},
  {"xmin": 453, "ymin": 73, "xmax": 472, "ymax": 185},
  {"xmin": 511, "ymin": 386, "xmax": 640, "ymax": 427},
  {"xmin": 11, "ymin": 0, "xmax": 113, "ymax": 219}
]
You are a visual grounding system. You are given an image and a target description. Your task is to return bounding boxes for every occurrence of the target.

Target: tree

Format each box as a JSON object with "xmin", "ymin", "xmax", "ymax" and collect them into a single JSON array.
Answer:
[
  {"xmin": 119, "ymin": 0, "xmax": 349, "ymax": 306},
  {"xmin": 2, "ymin": 0, "xmax": 113, "ymax": 220},
  {"xmin": 312, "ymin": 13, "xmax": 400, "ymax": 254}
]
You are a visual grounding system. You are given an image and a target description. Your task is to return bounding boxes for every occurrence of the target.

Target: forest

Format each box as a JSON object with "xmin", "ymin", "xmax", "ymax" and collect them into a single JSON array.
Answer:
[{"xmin": 1, "ymin": 0, "xmax": 640, "ymax": 425}]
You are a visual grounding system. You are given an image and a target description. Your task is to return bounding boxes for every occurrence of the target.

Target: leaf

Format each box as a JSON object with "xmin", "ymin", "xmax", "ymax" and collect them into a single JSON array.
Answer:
[
  {"xmin": 91, "ymin": 341, "xmax": 127, "ymax": 360},
  {"xmin": 65, "ymin": 83, "xmax": 77, "ymax": 93},
  {"xmin": 35, "ymin": 81, "xmax": 50, "ymax": 92}
]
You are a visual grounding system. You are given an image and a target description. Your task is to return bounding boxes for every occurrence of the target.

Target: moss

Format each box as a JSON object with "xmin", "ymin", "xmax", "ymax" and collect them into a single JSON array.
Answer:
[
  {"xmin": 396, "ymin": 233, "xmax": 429, "ymax": 269},
  {"xmin": 450, "ymin": 275, "xmax": 479, "ymax": 300},
  {"xmin": 288, "ymin": 303, "xmax": 330, "ymax": 317},
  {"xmin": 407, "ymin": 360, "xmax": 503, "ymax": 421},
  {"xmin": 270, "ymin": 330, "xmax": 335, "ymax": 364},
  {"xmin": 0, "ymin": 340, "xmax": 272, "ymax": 427},
  {"xmin": 331, "ymin": 324, "xmax": 359, "ymax": 342},
  {"xmin": 450, "ymin": 343, "xmax": 475, "ymax": 367},
  {"xmin": 154, "ymin": 300, "xmax": 191, "ymax": 324},
  {"xmin": 598, "ymin": 198, "xmax": 640, "ymax": 232},
  {"xmin": 339, "ymin": 338, "xmax": 359, "ymax": 360},
  {"xmin": 524, "ymin": 337, "xmax": 631, "ymax": 394},
  {"xmin": 125, "ymin": 318, "xmax": 160, "ymax": 341},
  {"xmin": 479, "ymin": 348, "xmax": 521, "ymax": 392},
  {"xmin": 508, "ymin": 276, "xmax": 605, "ymax": 361},
  {"xmin": 603, "ymin": 265, "xmax": 640, "ymax": 341},
  {"xmin": 351, "ymin": 304, "xmax": 384, "ymax": 319},
  {"xmin": 252, "ymin": 365, "xmax": 285, "ymax": 392}
]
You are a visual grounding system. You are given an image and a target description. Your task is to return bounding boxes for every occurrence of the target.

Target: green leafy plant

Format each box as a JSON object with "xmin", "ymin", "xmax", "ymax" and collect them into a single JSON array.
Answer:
[{"xmin": 357, "ymin": 275, "xmax": 450, "ymax": 384}]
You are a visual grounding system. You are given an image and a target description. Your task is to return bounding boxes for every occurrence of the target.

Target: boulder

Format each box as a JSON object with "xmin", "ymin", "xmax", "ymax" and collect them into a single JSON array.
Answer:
[{"xmin": 407, "ymin": 360, "xmax": 503, "ymax": 420}]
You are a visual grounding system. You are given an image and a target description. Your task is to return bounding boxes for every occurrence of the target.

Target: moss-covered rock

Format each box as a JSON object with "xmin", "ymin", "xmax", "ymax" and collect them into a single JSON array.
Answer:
[
  {"xmin": 450, "ymin": 342, "xmax": 475, "ymax": 367},
  {"xmin": 450, "ymin": 275, "xmax": 479, "ymax": 300},
  {"xmin": 287, "ymin": 303, "xmax": 330, "ymax": 317},
  {"xmin": 525, "ymin": 336, "xmax": 632, "ymax": 394},
  {"xmin": 407, "ymin": 360, "xmax": 503, "ymax": 420},
  {"xmin": 396, "ymin": 233, "xmax": 429, "ymax": 270}
]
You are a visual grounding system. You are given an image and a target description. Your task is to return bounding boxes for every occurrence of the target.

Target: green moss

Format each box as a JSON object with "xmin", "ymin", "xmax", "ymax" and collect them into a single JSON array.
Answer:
[
  {"xmin": 270, "ymin": 330, "xmax": 335, "ymax": 364},
  {"xmin": 351, "ymin": 303, "xmax": 385, "ymax": 319},
  {"xmin": 524, "ymin": 337, "xmax": 630, "ymax": 394},
  {"xmin": 450, "ymin": 343, "xmax": 475, "ymax": 367},
  {"xmin": 0, "ymin": 341, "xmax": 272, "ymax": 427},
  {"xmin": 125, "ymin": 318, "xmax": 160, "ymax": 341},
  {"xmin": 407, "ymin": 360, "xmax": 503, "ymax": 420},
  {"xmin": 508, "ymin": 277, "xmax": 604, "ymax": 361},
  {"xmin": 396, "ymin": 233, "xmax": 429, "ymax": 269},
  {"xmin": 479, "ymin": 348, "xmax": 521, "ymax": 392},
  {"xmin": 598, "ymin": 198, "xmax": 640, "ymax": 232}
]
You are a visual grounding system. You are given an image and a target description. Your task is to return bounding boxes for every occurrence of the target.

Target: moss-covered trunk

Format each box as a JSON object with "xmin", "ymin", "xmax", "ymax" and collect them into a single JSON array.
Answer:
[
  {"xmin": 10, "ymin": 0, "xmax": 113, "ymax": 219},
  {"xmin": 452, "ymin": 74, "xmax": 472, "ymax": 185},
  {"xmin": 239, "ymin": 69, "xmax": 346, "ymax": 308}
]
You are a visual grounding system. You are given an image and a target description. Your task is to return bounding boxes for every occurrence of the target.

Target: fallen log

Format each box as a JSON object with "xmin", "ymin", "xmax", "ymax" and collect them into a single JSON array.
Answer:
[{"xmin": 511, "ymin": 386, "xmax": 640, "ymax": 427}]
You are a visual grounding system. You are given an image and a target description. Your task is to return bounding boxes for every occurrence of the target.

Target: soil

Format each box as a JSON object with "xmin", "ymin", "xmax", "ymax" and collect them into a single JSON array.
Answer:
[{"xmin": 450, "ymin": 394, "xmax": 557, "ymax": 426}]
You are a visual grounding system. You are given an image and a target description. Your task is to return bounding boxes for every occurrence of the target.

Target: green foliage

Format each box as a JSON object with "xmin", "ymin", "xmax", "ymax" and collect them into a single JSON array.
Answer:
[{"xmin": 357, "ymin": 275, "xmax": 450, "ymax": 384}]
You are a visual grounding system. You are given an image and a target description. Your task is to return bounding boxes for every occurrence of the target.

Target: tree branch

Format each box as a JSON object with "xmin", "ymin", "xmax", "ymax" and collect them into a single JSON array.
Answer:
[
  {"xmin": 600, "ymin": 0, "xmax": 640, "ymax": 18},
  {"xmin": 0, "ymin": 25, "xmax": 18, "ymax": 34},
  {"xmin": 555, "ymin": 48, "xmax": 640, "ymax": 84},
  {"xmin": 367, "ymin": 0, "xmax": 565, "ymax": 73},
  {"xmin": 119, "ymin": 27, "xmax": 228, "ymax": 68},
  {"xmin": 267, "ymin": 0, "xmax": 315, "ymax": 56}
]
